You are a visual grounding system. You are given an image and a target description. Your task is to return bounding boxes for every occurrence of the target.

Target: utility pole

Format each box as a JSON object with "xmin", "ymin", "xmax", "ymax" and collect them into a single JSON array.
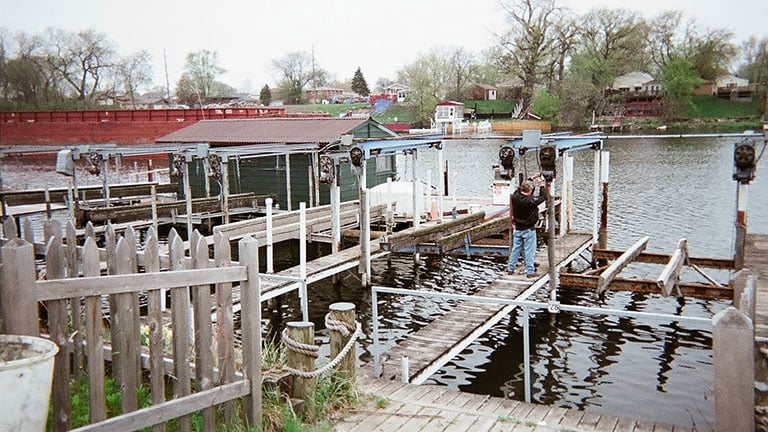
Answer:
[
  {"xmin": 164, "ymin": 49, "xmax": 171, "ymax": 107},
  {"xmin": 311, "ymin": 45, "xmax": 317, "ymax": 104}
]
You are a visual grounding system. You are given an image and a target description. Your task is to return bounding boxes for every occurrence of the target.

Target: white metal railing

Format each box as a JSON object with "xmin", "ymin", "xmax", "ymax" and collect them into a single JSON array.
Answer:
[{"xmin": 370, "ymin": 285, "xmax": 711, "ymax": 403}]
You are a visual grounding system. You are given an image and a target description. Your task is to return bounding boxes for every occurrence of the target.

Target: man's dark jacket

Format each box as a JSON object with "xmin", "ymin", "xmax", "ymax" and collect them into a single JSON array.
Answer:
[{"xmin": 510, "ymin": 188, "xmax": 546, "ymax": 230}]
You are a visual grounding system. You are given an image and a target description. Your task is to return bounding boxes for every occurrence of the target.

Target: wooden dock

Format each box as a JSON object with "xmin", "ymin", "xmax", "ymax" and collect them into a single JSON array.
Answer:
[
  {"xmin": 745, "ymin": 233, "xmax": 768, "ymax": 339},
  {"xmin": 333, "ymin": 378, "xmax": 693, "ymax": 431},
  {"xmin": 372, "ymin": 232, "xmax": 593, "ymax": 383}
]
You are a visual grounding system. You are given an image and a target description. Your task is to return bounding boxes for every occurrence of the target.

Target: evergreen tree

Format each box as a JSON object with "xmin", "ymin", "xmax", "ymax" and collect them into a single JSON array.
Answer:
[
  {"xmin": 260, "ymin": 84, "xmax": 271, "ymax": 106},
  {"xmin": 351, "ymin": 67, "xmax": 370, "ymax": 96}
]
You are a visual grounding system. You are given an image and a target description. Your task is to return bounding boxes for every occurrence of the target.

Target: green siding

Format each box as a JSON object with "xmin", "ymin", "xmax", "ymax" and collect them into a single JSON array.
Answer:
[{"xmin": 181, "ymin": 153, "xmax": 397, "ymax": 208}]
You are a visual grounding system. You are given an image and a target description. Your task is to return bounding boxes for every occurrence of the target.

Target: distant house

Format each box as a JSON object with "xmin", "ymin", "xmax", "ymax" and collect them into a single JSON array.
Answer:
[
  {"xmin": 122, "ymin": 93, "xmax": 168, "ymax": 110},
  {"xmin": 470, "ymin": 84, "xmax": 497, "ymax": 100},
  {"xmin": 96, "ymin": 93, "xmax": 131, "ymax": 107},
  {"xmin": 305, "ymin": 87, "xmax": 344, "ymax": 103},
  {"xmin": 612, "ymin": 72, "xmax": 654, "ymax": 93},
  {"xmin": 384, "ymin": 83, "xmax": 409, "ymax": 102},
  {"xmin": 434, "ymin": 101, "xmax": 465, "ymax": 127},
  {"xmin": 497, "ymin": 78, "xmax": 524, "ymax": 100},
  {"xmin": 715, "ymin": 75, "xmax": 755, "ymax": 101},
  {"xmin": 643, "ymin": 80, "xmax": 662, "ymax": 95},
  {"xmin": 716, "ymin": 74, "xmax": 749, "ymax": 89},
  {"xmin": 695, "ymin": 75, "xmax": 756, "ymax": 101}
]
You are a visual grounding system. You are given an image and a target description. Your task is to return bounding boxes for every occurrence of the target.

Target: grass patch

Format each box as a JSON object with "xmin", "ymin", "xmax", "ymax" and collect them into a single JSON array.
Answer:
[
  {"xmin": 373, "ymin": 103, "xmax": 420, "ymax": 124},
  {"xmin": 464, "ymin": 99, "xmax": 515, "ymax": 116},
  {"xmin": 685, "ymin": 95, "xmax": 763, "ymax": 119},
  {"xmin": 375, "ymin": 396, "xmax": 389, "ymax": 409},
  {"xmin": 285, "ymin": 103, "xmax": 368, "ymax": 117}
]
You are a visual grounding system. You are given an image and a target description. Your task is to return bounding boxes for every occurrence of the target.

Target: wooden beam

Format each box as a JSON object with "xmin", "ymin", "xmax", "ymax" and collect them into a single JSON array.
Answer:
[
  {"xmin": 594, "ymin": 248, "xmax": 733, "ymax": 269},
  {"xmin": 82, "ymin": 193, "xmax": 269, "ymax": 224},
  {"xmin": 382, "ymin": 211, "xmax": 486, "ymax": 252},
  {"xmin": 597, "ymin": 236, "xmax": 649, "ymax": 293},
  {"xmin": 1, "ymin": 182, "xmax": 178, "ymax": 206},
  {"xmin": 559, "ymin": 273, "xmax": 733, "ymax": 300},
  {"xmin": 35, "ymin": 266, "xmax": 247, "ymax": 301},
  {"xmin": 657, "ymin": 238, "xmax": 687, "ymax": 296},
  {"xmin": 436, "ymin": 216, "xmax": 507, "ymax": 253}
]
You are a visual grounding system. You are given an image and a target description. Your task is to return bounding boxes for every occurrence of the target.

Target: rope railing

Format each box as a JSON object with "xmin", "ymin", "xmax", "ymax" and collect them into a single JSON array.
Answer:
[{"xmin": 281, "ymin": 313, "xmax": 361, "ymax": 379}]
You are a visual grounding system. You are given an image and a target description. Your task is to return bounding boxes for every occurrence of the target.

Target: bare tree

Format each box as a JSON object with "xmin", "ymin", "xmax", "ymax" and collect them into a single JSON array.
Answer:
[
  {"xmin": 497, "ymin": 0, "xmax": 561, "ymax": 106},
  {"xmin": 549, "ymin": 15, "xmax": 579, "ymax": 88},
  {"xmin": 178, "ymin": 49, "xmax": 225, "ymax": 102},
  {"xmin": 646, "ymin": 10, "xmax": 685, "ymax": 71},
  {"xmin": 738, "ymin": 35, "xmax": 768, "ymax": 85},
  {"xmin": 446, "ymin": 47, "xmax": 475, "ymax": 101},
  {"xmin": 271, "ymin": 51, "xmax": 327, "ymax": 104},
  {"xmin": 44, "ymin": 28, "xmax": 117, "ymax": 106},
  {"xmin": 578, "ymin": 7, "xmax": 649, "ymax": 83},
  {"xmin": 118, "ymin": 49, "xmax": 153, "ymax": 108}
]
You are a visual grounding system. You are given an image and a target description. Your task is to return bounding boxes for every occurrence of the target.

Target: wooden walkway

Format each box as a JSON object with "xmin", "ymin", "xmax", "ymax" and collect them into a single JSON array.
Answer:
[
  {"xmin": 333, "ymin": 378, "xmax": 693, "ymax": 432},
  {"xmin": 372, "ymin": 232, "xmax": 593, "ymax": 383},
  {"xmin": 745, "ymin": 233, "xmax": 768, "ymax": 339},
  {"xmin": 259, "ymin": 239, "xmax": 387, "ymax": 301}
]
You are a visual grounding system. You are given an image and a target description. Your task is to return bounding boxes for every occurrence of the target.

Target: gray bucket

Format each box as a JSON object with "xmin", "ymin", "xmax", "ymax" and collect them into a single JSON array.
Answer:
[{"xmin": 0, "ymin": 335, "xmax": 59, "ymax": 432}]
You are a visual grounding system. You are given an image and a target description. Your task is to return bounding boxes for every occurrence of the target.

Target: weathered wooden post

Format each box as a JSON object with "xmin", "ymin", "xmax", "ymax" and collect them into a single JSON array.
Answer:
[
  {"xmin": 239, "ymin": 235, "xmax": 262, "ymax": 428},
  {"xmin": 598, "ymin": 150, "xmax": 610, "ymax": 252},
  {"xmin": 285, "ymin": 321, "xmax": 317, "ymax": 400},
  {"xmin": 266, "ymin": 197, "xmax": 274, "ymax": 273},
  {"xmin": 1, "ymin": 239, "xmax": 37, "ymax": 336},
  {"xmin": 328, "ymin": 302, "xmax": 356, "ymax": 380},
  {"xmin": 713, "ymin": 307, "xmax": 754, "ymax": 432}
]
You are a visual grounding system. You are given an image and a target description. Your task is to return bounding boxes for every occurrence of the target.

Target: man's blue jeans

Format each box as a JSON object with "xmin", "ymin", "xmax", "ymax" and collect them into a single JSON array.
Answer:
[{"xmin": 508, "ymin": 228, "xmax": 537, "ymax": 274}]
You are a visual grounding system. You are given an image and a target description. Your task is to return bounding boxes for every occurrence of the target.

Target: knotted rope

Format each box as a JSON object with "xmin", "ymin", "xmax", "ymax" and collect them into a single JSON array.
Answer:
[{"xmin": 281, "ymin": 313, "xmax": 362, "ymax": 379}]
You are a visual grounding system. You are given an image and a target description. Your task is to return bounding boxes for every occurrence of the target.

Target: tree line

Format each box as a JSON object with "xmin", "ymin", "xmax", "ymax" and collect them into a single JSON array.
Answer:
[
  {"xmin": 395, "ymin": 0, "xmax": 767, "ymax": 126},
  {"xmin": 1, "ymin": 0, "xmax": 766, "ymax": 127}
]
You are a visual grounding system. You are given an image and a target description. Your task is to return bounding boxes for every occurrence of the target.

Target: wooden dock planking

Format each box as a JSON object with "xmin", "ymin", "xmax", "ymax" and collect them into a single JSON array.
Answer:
[
  {"xmin": 745, "ymin": 234, "xmax": 768, "ymax": 339},
  {"xmin": 374, "ymin": 232, "xmax": 593, "ymax": 382},
  {"xmin": 340, "ymin": 379, "xmax": 691, "ymax": 431}
]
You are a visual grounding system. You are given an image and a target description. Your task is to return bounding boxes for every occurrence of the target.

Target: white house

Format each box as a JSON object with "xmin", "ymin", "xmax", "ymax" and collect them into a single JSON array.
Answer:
[
  {"xmin": 612, "ymin": 72, "xmax": 654, "ymax": 92},
  {"xmin": 384, "ymin": 83, "xmax": 410, "ymax": 102},
  {"xmin": 716, "ymin": 75, "xmax": 749, "ymax": 89},
  {"xmin": 434, "ymin": 101, "xmax": 465, "ymax": 127}
]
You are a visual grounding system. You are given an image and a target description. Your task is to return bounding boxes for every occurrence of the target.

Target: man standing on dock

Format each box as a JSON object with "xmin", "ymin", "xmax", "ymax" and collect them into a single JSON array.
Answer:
[{"xmin": 508, "ymin": 173, "xmax": 548, "ymax": 277}]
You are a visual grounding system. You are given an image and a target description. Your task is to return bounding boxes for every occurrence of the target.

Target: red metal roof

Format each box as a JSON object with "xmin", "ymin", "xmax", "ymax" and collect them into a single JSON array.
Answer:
[{"xmin": 155, "ymin": 117, "xmax": 370, "ymax": 146}]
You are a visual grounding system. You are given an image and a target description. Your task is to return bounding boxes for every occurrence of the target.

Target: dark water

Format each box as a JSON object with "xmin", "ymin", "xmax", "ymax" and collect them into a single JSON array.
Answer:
[{"xmin": 3, "ymin": 135, "xmax": 766, "ymax": 429}]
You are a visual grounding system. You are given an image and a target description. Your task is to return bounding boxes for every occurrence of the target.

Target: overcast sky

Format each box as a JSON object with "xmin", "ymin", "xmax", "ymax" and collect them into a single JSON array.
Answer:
[{"xmin": 1, "ymin": 0, "xmax": 766, "ymax": 94}]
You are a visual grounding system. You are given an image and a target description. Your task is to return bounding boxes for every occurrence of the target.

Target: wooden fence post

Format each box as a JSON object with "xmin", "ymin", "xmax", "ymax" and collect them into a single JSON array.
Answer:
[
  {"xmin": 46, "ymin": 236, "xmax": 72, "ymax": 431},
  {"xmin": 214, "ymin": 232, "xmax": 236, "ymax": 424},
  {"xmin": 65, "ymin": 220, "xmax": 84, "ymax": 380},
  {"xmin": 239, "ymin": 235, "xmax": 262, "ymax": 428},
  {"xmin": 169, "ymin": 231, "xmax": 193, "ymax": 432},
  {"xmin": 114, "ymin": 237, "xmax": 139, "ymax": 413},
  {"xmin": 2, "ymin": 215, "xmax": 18, "ymax": 240},
  {"xmin": 1, "ymin": 239, "xmax": 37, "ymax": 336},
  {"xmin": 143, "ymin": 227, "xmax": 165, "ymax": 432},
  {"xmin": 713, "ymin": 307, "xmax": 754, "ymax": 432},
  {"xmin": 82, "ymin": 237, "xmax": 107, "ymax": 423},
  {"xmin": 328, "ymin": 302, "xmax": 356, "ymax": 380},
  {"xmin": 286, "ymin": 321, "xmax": 316, "ymax": 400},
  {"xmin": 191, "ymin": 230, "xmax": 215, "ymax": 432}
]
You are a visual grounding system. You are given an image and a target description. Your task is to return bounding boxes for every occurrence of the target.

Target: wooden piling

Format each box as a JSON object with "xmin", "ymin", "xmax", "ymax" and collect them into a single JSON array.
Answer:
[
  {"xmin": 285, "ymin": 321, "xmax": 316, "ymax": 400},
  {"xmin": 328, "ymin": 302, "xmax": 357, "ymax": 380},
  {"xmin": 713, "ymin": 307, "xmax": 754, "ymax": 432},
  {"xmin": 1, "ymin": 239, "xmax": 37, "ymax": 335}
]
